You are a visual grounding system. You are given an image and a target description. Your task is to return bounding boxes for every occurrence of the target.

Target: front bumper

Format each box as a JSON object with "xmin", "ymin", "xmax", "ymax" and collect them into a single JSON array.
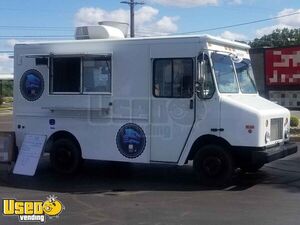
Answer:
[
  {"xmin": 233, "ymin": 142, "xmax": 298, "ymax": 166},
  {"xmin": 252, "ymin": 142, "xmax": 298, "ymax": 164}
]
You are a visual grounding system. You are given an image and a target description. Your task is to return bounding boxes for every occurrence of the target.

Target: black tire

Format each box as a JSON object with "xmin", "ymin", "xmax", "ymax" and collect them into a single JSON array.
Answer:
[
  {"xmin": 50, "ymin": 138, "xmax": 82, "ymax": 174},
  {"xmin": 240, "ymin": 163, "xmax": 264, "ymax": 173},
  {"xmin": 193, "ymin": 144, "xmax": 234, "ymax": 186}
]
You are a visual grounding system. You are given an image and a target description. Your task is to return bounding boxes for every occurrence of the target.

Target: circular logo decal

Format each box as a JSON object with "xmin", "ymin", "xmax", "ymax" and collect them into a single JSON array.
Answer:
[
  {"xmin": 20, "ymin": 69, "xmax": 44, "ymax": 101},
  {"xmin": 116, "ymin": 123, "xmax": 146, "ymax": 159}
]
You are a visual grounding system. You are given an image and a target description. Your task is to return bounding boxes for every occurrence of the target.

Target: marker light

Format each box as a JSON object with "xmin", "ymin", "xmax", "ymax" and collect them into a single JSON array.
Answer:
[{"xmin": 265, "ymin": 131, "xmax": 271, "ymax": 144}]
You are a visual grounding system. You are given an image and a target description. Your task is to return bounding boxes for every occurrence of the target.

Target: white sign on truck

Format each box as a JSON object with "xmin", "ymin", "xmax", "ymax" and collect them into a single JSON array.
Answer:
[
  {"xmin": 13, "ymin": 23, "xmax": 297, "ymax": 185},
  {"xmin": 13, "ymin": 134, "xmax": 46, "ymax": 176}
]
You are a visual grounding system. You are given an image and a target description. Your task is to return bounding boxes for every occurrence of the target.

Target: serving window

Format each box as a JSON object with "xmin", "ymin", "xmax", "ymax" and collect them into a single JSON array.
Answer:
[
  {"xmin": 83, "ymin": 57, "xmax": 111, "ymax": 93},
  {"xmin": 52, "ymin": 57, "xmax": 81, "ymax": 93},
  {"xmin": 50, "ymin": 55, "xmax": 112, "ymax": 94}
]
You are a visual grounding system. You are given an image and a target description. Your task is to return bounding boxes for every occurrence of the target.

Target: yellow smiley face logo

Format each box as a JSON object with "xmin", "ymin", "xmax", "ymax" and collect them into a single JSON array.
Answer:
[{"xmin": 43, "ymin": 199, "xmax": 64, "ymax": 217}]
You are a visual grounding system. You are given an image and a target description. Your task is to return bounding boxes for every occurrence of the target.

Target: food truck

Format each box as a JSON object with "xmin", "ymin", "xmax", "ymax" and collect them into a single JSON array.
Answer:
[{"xmin": 13, "ymin": 24, "xmax": 297, "ymax": 185}]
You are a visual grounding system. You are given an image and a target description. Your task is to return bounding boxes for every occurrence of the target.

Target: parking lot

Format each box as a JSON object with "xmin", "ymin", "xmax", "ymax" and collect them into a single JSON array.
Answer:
[
  {"xmin": 1, "ymin": 112, "xmax": 300, "ymax": 225},
  {"xmin": 0, "ymin": 111, "xmax": 12, "ymax": 132}
]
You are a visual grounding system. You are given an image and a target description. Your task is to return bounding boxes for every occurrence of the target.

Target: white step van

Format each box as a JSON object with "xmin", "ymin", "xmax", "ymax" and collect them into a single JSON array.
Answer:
[{"xmin": 13, "ymin": 25, "xmax": 297, "ymax": 185}]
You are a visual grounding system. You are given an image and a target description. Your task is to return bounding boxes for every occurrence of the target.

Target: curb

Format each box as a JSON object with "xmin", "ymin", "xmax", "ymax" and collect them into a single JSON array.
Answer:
[
  {"xmin": 0, "ymin": 111, "xmax": 13, "ymax": 115},
  {"xmin": 290, "ymin": 136, "xmax": 300, "ymax": 142}
]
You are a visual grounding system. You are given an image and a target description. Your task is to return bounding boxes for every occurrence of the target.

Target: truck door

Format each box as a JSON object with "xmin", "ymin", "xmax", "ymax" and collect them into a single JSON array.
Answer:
[
  {"xmin": 150, "ymin": 58, "xmax": 195, "ymax": 162},
  {"xmin": 195, "ymin": 53, "xmax": 221, "ymax": 136}
]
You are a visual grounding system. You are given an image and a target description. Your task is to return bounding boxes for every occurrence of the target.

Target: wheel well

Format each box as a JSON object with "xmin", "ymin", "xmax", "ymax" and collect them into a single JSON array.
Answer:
[
  {"xmin": 45, "ymin": 131, "xmax": 81, "ymax": 154},
  {"xmin": 187, "ymin": 135, "xmax": 232, "ymax": 161}
]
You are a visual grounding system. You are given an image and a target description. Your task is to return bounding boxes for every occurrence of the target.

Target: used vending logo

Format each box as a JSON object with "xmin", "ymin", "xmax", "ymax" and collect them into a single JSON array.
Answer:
[{"xmin": 2, "ymin": 195, "xmax": 65, "ymax": 223}]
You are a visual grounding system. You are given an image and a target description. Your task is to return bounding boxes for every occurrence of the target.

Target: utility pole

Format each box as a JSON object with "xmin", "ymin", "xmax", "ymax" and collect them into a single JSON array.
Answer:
[{"xmin": 120, "ymin": 0, "xmax": 144, "ymax": 37}]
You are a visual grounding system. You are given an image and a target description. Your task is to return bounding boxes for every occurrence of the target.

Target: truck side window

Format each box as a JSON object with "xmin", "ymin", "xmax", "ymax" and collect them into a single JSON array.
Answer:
[
  {"xmin": 51, "ymin": 57, "xmax": 81, "ymax": 93},
  {"xmin": 154, "ymin": 58, "xmax": 193, "ymax": 98},
  {"xmin": 83, "ymin": 57, "xmax": 111, "ymax": 93},
  {"xmin": 154, "ymin": 59, "xmax": 172, "ymax": 97}
]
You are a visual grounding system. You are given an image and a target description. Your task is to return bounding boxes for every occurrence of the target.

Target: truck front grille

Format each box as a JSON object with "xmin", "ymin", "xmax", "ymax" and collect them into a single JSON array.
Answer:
[{"xmin": 270, "ymin": 118, "xmax": 283, "ymax": 141}]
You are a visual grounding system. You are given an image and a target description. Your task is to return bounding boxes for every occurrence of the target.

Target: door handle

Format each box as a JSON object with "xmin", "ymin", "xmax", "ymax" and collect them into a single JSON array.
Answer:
[
  {"xmin": 211, "ymin": 128, "xmax": 224, "ymax": 132},
  {"xmin": 190, "ymin": 99, "xmax": 194, "ymax": 109}
]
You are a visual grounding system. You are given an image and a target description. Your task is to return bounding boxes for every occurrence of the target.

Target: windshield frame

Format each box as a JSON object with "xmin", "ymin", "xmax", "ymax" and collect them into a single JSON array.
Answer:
[{"xmin": 209, "ymin": 51, "xmax": 258, "ymax": 95}]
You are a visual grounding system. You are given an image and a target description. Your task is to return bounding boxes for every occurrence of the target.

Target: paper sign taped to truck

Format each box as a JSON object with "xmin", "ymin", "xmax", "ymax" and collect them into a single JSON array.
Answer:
[
  {"xmin": 13, "ymin": 134, "xmax": 46, "ymax": 176},
  {"xmin": 265, "ymin": 46, "xmax": 300, "ymax": 86}
]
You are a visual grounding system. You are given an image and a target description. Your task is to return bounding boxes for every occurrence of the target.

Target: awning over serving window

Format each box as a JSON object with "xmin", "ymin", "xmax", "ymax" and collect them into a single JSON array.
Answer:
[{"xmin": 25, "ymin": 54, "xmax": 111, "ymax": 59}]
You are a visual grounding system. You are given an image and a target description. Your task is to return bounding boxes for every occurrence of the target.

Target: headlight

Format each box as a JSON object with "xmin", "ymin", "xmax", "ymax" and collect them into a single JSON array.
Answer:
[{"xmin": 265, "ymin": 131, "xmax": 271, "ymax": 143}]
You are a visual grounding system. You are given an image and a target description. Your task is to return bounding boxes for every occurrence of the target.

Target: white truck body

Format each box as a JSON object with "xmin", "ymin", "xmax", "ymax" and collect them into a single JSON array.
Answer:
[{"xmin": 13, "ymin": 34, "xmax": 297, "ymax": 181}]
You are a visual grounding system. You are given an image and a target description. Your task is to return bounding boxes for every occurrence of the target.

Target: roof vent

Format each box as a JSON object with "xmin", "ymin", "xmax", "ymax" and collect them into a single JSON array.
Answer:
[{"xmin": 75, "ymin": 21, "xmax": 129, "ymax": 40}]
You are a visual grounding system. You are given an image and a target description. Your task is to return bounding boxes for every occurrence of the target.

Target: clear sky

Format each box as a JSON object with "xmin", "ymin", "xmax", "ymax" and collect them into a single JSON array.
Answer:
[{"xmin": 0, "ymin": 0, "xmax": 299, "ymax": 73}]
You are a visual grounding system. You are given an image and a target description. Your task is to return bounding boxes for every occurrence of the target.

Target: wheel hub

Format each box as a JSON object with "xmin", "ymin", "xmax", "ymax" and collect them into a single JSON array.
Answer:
[
  {"xmin": 57, "ymin": 147, "xmax": 73, "ymax": 166},
  {"xmin": 203, "ymin": 156, "xmax": 222, "ymax": 176}
]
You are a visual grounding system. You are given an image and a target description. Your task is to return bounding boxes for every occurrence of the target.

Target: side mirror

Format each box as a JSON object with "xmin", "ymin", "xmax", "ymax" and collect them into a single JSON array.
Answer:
[
  {"xmin": 196, "ymin": 80, "xmax": 207, "ymax": 99},
  {"xmin": 195, "ymin": 81, "xmax": 202, "ymax": 93},
  {"xmin": 196, "ymin": 60, "xmax": 205, "ymax": 98},
  {"xmin": 197, "ymin": 65, "xmax": 214, "ymax": 99},
  {"xmin": 197, "ymin": 53, "xmax": 215, "ymax": 99}
]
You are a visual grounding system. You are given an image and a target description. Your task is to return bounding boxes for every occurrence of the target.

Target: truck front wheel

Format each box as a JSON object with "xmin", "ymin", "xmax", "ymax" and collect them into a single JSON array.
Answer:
[
  {"xmin": 50, "ymin": 138, "xmax": 82, "ymax": 174},
  {"xmin": 193, "ymin": 144, "xmax": 234, "ymax": 186}
]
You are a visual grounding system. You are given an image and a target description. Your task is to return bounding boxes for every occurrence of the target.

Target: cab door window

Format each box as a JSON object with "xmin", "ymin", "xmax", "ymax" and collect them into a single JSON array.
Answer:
[{"xmin": 153, "ymin": 58, "xmax": 193, "ymax": 98}]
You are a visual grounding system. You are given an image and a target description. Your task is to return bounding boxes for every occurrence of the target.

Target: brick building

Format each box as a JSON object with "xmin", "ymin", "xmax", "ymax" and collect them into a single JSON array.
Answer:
[{"xmin": 250, "ymin": 46, "xmax": 300, "ymax": 110}]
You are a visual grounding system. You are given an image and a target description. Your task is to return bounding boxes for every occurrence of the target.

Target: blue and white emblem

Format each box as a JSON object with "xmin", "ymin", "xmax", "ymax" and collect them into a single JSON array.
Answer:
[
  {"xmin": 20, "ymin": 70, "xmax": 44, "ymax": 101},
  {"xmin": 116, "ymin": 123, "xmax": 146, "ymax": 158}
]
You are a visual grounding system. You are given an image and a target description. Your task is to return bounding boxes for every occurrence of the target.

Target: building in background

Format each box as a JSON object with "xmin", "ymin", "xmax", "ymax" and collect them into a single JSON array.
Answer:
[{"xmin": 250, "ymin": 46, "xmax": 300, "ymax": 110}]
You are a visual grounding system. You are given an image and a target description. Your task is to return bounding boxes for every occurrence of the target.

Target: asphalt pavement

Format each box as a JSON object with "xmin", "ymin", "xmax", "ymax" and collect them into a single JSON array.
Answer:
[
  {"xmin": 0, "ymin": 146, "xmax": 299, "ymax": 225},
  {"xmin": 0, "ymin": 111, "xmax": 13, "ymax": 132}
]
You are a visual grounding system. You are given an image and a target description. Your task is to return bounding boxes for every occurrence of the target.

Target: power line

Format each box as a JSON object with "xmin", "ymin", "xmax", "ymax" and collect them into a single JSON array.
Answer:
[
  {"xmin": 0, "ymin": 35, "xmax": 73, "ymax": 40},
  {"xmin": 0, "ymin": 25, "xmax": 73, "ymax": 31},
  {"xmin": 175, "ymin": 11, "xmax": 300, "ymax": 35},
  {"xmin": 0, "ymin": 10, "xmax": 298, "ymax": 40},
  {"xmin": 0, "ymin": 51, "xmax": 13, "ymax": 53},
  {"xmin": 0, "ymin": 7, "xmax": 75, "ymax": 15}
]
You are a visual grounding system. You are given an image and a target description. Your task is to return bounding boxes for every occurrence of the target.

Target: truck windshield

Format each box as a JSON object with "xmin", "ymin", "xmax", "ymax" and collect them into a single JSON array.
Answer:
[
  {"xmin": 211, "ymin": 53, "xmax": 257, "ymax": 94},
  {"xmin": 211, "ymin": 53, "xmax": 239, "ymax": 93},
  {"xmin": 234, "ymin": 59, "xmax": 257, "ymax": 94}
]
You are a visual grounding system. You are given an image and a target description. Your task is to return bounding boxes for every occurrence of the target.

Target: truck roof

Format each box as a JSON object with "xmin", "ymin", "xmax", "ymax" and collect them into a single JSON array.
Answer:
[{"xmin": 15, "ymin": 34, "xmax": 250, "ymax": 50}]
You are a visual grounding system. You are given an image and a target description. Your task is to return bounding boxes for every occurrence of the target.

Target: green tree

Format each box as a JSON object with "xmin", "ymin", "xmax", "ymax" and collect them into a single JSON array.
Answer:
[
  {"xmin": 249, "ymin": 28, "xmax": 300, "ymax": 48},
  {"xmin": 0, "ymin": 80, "xmax": 13, "ymax": 105},
  {"xmin": 2, "ymin": 80, "xmax": 13, "ymax": 97}
]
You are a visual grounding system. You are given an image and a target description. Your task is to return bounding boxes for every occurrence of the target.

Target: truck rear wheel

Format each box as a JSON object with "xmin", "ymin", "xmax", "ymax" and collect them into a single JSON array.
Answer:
[
  {"xmin": 50, "ymin": 138, "xmax": 82, "ymax": 174},
  {"xmin": 193, "ymin": 144, "xmax": 234, "ymax": 186}
]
